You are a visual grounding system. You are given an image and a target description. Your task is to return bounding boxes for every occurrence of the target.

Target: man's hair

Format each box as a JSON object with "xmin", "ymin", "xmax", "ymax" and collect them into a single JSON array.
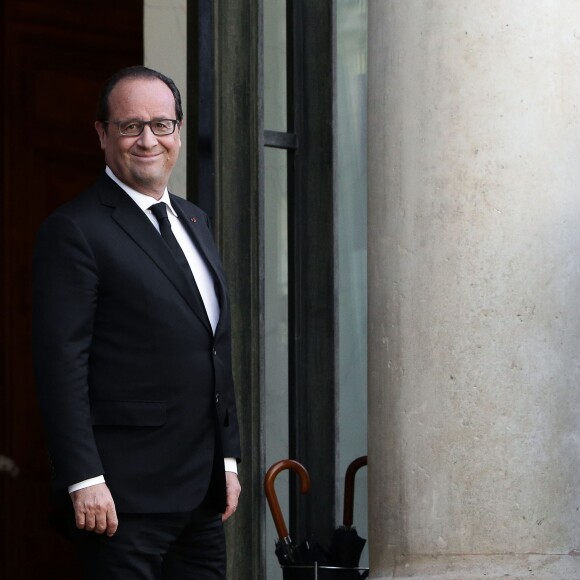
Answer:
[{"xmin": 95, "ymin": 65, "xmax": 183, "ymax": 125}]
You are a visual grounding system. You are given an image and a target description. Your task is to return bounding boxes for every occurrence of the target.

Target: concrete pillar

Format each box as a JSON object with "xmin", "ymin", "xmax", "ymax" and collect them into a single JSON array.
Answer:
[
  {"xmin": 144, "ymin": 0, "xmax": 187, "ymax": 196},
  {"xmin": 368, "ymin": 2, "xmax": 580, "ymax": 578}
]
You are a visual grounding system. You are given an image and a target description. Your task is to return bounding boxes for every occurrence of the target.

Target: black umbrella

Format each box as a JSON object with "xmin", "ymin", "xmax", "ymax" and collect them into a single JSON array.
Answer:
[
  {"xmin": 327, "ymin": 456, "xmax": 369, "ymax": 579},
  {"xmin": 264, "ymin": 459, "xmax": 331, "ymax": 579}
]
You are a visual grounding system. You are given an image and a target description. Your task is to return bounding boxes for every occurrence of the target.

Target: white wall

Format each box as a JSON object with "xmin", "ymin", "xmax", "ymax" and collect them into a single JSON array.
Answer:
[{"xmin": 144, "ymin": 0, "xmax": 188, "ymax": 197}]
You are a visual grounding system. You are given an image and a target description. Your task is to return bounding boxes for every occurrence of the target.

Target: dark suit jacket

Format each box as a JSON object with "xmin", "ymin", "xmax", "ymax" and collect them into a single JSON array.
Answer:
[{"xmin": 33, "ymin": 173, "xmax": 241, "ymax": 514}]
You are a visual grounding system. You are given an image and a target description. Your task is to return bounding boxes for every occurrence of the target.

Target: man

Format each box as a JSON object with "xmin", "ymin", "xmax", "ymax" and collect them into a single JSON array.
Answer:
[{"xmin": 33, "ymin": 66, "xmax": 241, "ymax": 580}]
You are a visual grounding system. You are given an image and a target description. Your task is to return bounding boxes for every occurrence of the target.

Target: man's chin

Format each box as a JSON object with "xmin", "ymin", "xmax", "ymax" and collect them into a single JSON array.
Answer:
[{"xmin": 130, "ymin": 171, "xmax": 168, "ymax": 195}]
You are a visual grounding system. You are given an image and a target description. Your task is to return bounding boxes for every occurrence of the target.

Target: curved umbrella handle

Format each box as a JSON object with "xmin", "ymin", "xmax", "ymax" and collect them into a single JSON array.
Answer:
[
  {"xmin": 343, "ymin": 455, "xmax": 367, "ymax": 528},
  {"xmin": 264, "ymin": 459, "xmax": 310, "ymax": 540}
]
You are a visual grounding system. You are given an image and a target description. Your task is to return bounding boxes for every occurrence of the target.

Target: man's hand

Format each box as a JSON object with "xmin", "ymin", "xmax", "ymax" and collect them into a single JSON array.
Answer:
[
  {"xmin": 70, "ymin": 482, "xmax": 118, "ymax": 537},
  {"xmin": 222, "ymin": 471, "xmax": 241, "ymax": 522}
]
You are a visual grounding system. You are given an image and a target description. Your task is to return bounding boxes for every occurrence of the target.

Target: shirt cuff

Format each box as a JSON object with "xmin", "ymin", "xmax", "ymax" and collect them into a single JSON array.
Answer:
[
  {"xmin": 67, "ymin": 462, "xmax": 236, "ymax": 493},
  {"xmin": 68, "ymin": 475, "xmax": 106, "ymax": 494},
  {"xmin": 224, "ymin": 457, "xmax": 238, "ymax": 474}
]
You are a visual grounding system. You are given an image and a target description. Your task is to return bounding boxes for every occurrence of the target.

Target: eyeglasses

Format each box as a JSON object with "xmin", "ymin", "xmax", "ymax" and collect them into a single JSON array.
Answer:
[{"xmin": 103, "ymin": 119, "xmax": 179, "ymax": 137}]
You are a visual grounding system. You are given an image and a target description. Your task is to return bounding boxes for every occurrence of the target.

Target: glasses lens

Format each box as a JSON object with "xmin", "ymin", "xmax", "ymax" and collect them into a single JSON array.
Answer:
[
  {"xmin": 119, "ymin": 121, "xmax": 143, "ymax": 136},
  {"xmin": 151, "ymin": 120, "xmax": 175, "ymax": 135}
]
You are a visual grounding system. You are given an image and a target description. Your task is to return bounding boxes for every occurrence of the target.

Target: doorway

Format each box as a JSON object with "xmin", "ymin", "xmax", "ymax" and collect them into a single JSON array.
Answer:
[{"xmin": 0, "ymin": 2, "xmax": 142, "ymax": 577}]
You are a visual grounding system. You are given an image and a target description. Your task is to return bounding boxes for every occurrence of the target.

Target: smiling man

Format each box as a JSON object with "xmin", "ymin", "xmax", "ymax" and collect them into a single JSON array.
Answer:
[
  {"xmin": 33, "ymin": 66, "xmax": 241, "ymax": 580},
  {"xmin": 95, "ymin": 74, "xmax": 182, "ymax": 199}
]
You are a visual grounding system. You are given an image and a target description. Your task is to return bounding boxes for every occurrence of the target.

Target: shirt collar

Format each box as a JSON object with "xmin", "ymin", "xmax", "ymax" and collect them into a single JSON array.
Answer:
[{"xmin": 105, "ymin": 166, "xmax": 177, "ymax": 217}]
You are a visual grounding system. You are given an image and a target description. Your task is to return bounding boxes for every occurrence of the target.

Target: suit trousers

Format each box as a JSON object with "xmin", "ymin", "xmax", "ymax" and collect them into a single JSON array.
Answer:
[{"xmin": 70, "ymin": 499, "xmax": 226, "ymax": 580}]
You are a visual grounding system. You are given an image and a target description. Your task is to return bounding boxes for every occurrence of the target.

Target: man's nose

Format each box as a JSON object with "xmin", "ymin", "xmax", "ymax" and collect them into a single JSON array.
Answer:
[{"xmin": 137, "ymin": 124, "xmax": 159, "ymax": 146}]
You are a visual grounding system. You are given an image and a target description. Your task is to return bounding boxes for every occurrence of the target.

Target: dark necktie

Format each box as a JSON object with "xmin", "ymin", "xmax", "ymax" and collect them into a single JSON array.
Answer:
[{"xmin": 149, "ymin": 202, "xmax": 204, "ymax": 304}]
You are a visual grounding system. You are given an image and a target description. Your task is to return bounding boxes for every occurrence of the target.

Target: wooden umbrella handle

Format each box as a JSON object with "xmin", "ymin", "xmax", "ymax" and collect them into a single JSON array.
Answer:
[
  {"xmin": 343, "ymin": 455, "xmax": 367, "ymax": 528},
  {"xmin": 264, "ymin": 459, "xmax": 310, "ymax": 540}
]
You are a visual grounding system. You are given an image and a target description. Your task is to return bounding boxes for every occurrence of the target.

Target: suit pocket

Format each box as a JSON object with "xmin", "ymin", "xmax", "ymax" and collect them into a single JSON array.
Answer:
[{"xmin": 91, "ymin": 400, "xmax": 166, "ymax": 427}]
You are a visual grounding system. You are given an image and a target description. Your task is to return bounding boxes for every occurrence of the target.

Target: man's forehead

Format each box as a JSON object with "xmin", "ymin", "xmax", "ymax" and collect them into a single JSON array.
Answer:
[
  {"xmin": 108, "ymin": 77, "xmax": 175, "ymax": 114},
  {"xmin": 110, "ymin": 76, "xmax": 170, "ymax": 98}
]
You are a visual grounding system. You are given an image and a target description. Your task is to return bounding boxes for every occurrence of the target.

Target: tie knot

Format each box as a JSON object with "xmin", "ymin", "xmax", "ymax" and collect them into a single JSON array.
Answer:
[{"xmin": 150, "ymin": 202, "xmax": 169, "ymax": 221}]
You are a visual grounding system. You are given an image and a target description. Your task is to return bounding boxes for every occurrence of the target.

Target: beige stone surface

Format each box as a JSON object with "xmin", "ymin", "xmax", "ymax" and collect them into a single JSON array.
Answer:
[
  {"xmin": 368, "ymin": 1, "xmax": 580, "ymax": 577},
  {"xmin": 144, "ymin": 0, "xmax": 187, "ymax": 197}
]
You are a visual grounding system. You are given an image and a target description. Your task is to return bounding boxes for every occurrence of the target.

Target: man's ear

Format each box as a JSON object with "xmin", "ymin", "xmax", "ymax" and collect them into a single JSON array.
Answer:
[{"xmin": 94, "ymin": 121, "xmax": 107, "ymax": 150}]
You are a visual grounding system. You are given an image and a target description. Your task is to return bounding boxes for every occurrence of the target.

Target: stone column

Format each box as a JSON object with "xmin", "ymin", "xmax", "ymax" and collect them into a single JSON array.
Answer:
[
  {"xmin": 144, "ymin": 0, "xmax": 188, "ymax": 195},
  {"xmin": 368, "ymin": 2, "xmax": 580, "ymax": 578}
]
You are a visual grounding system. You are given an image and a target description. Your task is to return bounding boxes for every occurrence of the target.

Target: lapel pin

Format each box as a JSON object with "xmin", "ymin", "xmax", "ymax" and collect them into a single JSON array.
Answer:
[{"xmin": 190, "ymin": 217, "xmax": 197, "ymax": 223}]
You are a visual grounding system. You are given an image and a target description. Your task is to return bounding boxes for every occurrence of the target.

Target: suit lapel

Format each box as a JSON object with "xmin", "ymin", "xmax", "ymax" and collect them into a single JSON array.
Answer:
[
  {"xmin": 98, "ymin": 177, "xmax": 212, "ymax": 332},
  {"xmin": 171, "ymin": 195, "xmax": 229, "ymax": 333}
]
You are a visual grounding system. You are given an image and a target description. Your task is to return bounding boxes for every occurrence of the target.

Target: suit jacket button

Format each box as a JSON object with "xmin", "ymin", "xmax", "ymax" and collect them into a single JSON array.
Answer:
[
  {"xmin": 212, "ymin": 348, "xmax": 217, "ymax": 356},
  {"xmin": 215, "ymin": 393, "xmax": 220, "ymax": 404}
]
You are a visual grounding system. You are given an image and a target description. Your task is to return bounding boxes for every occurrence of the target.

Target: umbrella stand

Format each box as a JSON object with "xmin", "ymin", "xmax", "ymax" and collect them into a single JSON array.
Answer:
[
  {"xmin": 281, "ymin": 563, "xmax": 369, "ymax": 579},
  {"xmin": 265, "ymin": 459, "xmax": 369, "ymax": 579}
]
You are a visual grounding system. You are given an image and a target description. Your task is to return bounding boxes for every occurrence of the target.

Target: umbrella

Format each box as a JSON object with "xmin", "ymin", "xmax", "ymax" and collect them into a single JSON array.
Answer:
[
  {"xmin": 327, "ymin": 456, "xmax": 369, "ymax": 579},
  {"xmin": 264, "ymin": 459, "xmax": 330, "ymax": 579}
]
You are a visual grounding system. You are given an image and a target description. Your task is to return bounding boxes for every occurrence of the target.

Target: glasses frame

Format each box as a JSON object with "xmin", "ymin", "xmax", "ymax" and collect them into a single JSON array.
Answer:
[{"xmin": 102, "ymin": 119, "xmax": 179, "ymax": 137}]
